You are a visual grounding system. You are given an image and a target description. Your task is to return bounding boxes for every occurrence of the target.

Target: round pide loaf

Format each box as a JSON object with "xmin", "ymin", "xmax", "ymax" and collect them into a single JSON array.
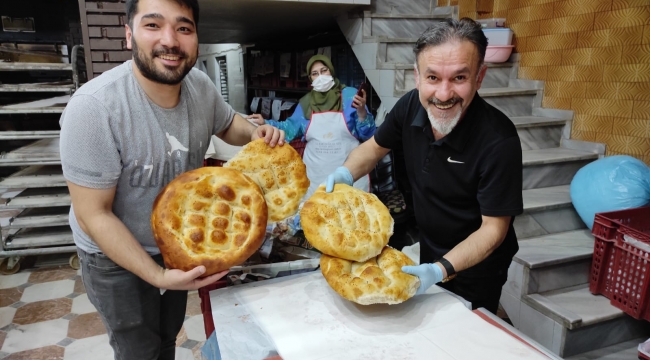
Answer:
[
  {"xmin": 151, "ymin": 167, "xmax": 268, "ymax": 276},
  {"xmin": 300, "ymin": 184, "xmax": 394, "ymax": 262},
  {"xmin": 320, "ymin": 246, "xmax": 420, "ymax": 305},
  {"xmin": 224, "ymin": 139, "xmax": 309, "ymax": 223}
]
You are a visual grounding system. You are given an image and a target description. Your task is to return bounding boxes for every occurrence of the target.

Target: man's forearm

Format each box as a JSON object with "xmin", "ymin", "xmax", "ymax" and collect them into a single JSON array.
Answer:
[
  {"xmin": 343, "ymin": 137, "xmax": 389, "ymax": 181},
  {"xmin": 439, "ymin": 216, "xmax": 511, "ymax": 275},
  {"xmin": 83, "ymin": 211, "xmax": 164, "ymax": 287},
  {"xmin": 219, "ymin": 114, "xmax": 256, "ymax": 146}
]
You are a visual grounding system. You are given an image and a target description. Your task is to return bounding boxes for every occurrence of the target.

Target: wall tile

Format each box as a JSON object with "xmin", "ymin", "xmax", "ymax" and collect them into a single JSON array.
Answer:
[
  {"xmin": 594, "ymin": 7, "xmax": 650, "ymax": 30},
  {"xmin": 538, "ymin": 13, "xmax": 594, "ymax": 35},
  {"xmin": 542, "ymin": 95, "xmax": 572, "ymax": 109},
  {"xmin": 544, "ymin": 80, "xmax": 586, "ymax": 98},
  {"xmin": 494, "ymin": 0, "xmax": 519, "ymax": 11},
  {"xmin": 643, "ymin": 25, "xmax": 650, "ymax": 45},
  {"xmin": 528, "ymin": 3, "xmax": 556, "ymax": 20},
  {"xmin": 603, "ymin": 63, "xmax": 650, "ymax": 82},
  {"xmin": 546, "ymin": 65, "xmax": 603, "ymax": 82},
  {"xmin": 571, "ymin": 98, "xmax": 635, "ymax": 117},
  {"xmin": 611, "ymin": 0, "xmax": 650, "ymax": 10},
  {"xmin": 577, "ymin": 27, "xmax": 644, "ymax": 47},
  {"xmin": 520, "ymin": 50, "xmax": 563, "ymax": 66},
  {"xmin": 519, "ymin": 0, "xmax": 555, "ymax": 6},
  {"xmin": 561, "ymin": 46, "xmax": 622, "ymax": 65},
  {"xmin": 518, "ymin": 65, "xmax": 548, "ymax": 79},
  {"xmin": 510, "ymin": 21, "xmax": 541, "ymax": 37},
  {"xmin": 633, "ymin": 100, "xmax": 650, "ymax": 119},
  {"xmin": 607, "ymin": 135, "xmax": 650, "ymax": 155},
  {"xmin": 526, "ymin": 33, "xmax": 578, "ymax": 51},
  {"xmin": 553, "ymin": 0, "xmax": 613, "ymax": 17},
  {"xmin": 621, "ymin": 44, "xmax": 650, "ymax": 64},
  {"xmin": 585, "ymin": 81, "xmax": 650, "ymax": 101},
  {"xmin": 576, "ymin": 114, "xmax": 615, "ymax": 133},
  {"xmin": 612, "ymin": 118, "xmax": 650, "ymax": 137}
]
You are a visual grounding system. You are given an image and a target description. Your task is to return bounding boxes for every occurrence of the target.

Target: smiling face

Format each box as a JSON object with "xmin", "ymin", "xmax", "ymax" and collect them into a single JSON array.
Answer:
[
  {"xmin": 415, "ymin": 40, "xmax": 487, "ymax": 137},
  {"xmin": 125, "ymin": 0, "xmax": 198, "ymax": 85}
]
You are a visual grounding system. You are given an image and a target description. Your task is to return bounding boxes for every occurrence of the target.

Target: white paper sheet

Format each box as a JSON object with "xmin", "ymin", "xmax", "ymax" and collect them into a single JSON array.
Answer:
[{"xmin": 211, "ymin": 272, "xmax": 551, "ymax": 360}]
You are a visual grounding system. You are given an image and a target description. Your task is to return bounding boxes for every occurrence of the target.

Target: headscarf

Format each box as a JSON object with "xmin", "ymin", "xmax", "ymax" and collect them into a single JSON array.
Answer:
[{"xmin": 298, "ymin": 54, "xmax": 346, "ymax": 120}]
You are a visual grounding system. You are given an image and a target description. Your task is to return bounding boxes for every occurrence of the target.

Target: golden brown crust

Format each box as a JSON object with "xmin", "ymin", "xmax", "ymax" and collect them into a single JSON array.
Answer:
[
  {"xmin": 224, "ymin": 139, "xmax": 309, "ymax": 223},
  {"xmin": 300, "ymin": 184, "xmax": 393, "ymax": 262},
  {"xmin": 151, "ymin": 167, "xmax": 268, "ymax": 276},
  {"xmin": 320, "ymin": 246, "xmax": 420, "ymax": 305}
]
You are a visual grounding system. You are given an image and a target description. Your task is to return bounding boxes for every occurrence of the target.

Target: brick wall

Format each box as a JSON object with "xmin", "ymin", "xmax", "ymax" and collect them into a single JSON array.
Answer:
[{"xmin": 457, "ymin": 0, "xmax": 650, "ymax": 164}]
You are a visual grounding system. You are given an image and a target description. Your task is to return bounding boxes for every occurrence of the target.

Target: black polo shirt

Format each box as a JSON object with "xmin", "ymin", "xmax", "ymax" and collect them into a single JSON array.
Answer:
[{"xmin": 375, "ymin": 89, "xmax": 523, "ymax": 277}]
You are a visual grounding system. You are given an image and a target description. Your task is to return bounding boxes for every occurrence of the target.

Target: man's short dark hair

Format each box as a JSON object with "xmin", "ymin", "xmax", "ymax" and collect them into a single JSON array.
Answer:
[
  {"xmin": 413, "ymin": 18, "xmax": 488, "ymax": 68},
  {"xmin": 126, "ymin": 0, "xmax": 200, "ymax": 27}
]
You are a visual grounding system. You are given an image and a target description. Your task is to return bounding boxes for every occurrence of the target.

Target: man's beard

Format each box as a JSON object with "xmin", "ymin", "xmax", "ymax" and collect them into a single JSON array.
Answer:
[
  {"xmin": 426, "ymin": 97, "xmax": 462, "ymax": 136},
  {"xmin": 132, "ymin": 37, "xmax": 196, "ymax": 85}
]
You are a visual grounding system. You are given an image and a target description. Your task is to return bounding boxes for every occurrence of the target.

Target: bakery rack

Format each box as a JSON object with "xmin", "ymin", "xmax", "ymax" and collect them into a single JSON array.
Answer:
[{"xmin": 0, "ymin": 45, "xmax": 84, "ymax": 274}]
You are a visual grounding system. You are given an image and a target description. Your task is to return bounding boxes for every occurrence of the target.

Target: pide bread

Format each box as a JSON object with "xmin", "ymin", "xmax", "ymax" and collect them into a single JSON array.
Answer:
[
  {"xmin": 320, "ymin": 246, "xmax": 420, "ymax": 305},
  {"xmin": 151, "ymin": 167, "xmax": 267, "ymax": 276},
  {"xmin": 300, "ymin": 184, "xmax": 393, "ymax": 262},
  {"xmin": 224, "ymin": 139, "xmax": 309, "ymax": 223}
]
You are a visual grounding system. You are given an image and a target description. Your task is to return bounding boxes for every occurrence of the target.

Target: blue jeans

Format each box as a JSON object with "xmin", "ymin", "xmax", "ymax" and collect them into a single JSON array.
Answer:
[{"xmin": 77, "ymin": 248, "xmax": 188, "ymax": 360}]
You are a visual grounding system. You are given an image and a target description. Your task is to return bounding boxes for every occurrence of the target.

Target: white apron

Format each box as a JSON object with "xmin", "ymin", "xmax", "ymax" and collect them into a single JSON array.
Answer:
[{"xmin": 303, "ymin": 110, "xmax": 370, "ymax": 200}]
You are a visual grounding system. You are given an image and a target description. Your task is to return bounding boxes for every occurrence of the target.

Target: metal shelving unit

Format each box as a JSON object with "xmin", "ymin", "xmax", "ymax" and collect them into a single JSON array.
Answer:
[{"xmin": 0, "ymin": 46, "xmax": 83, "ymax": 274}]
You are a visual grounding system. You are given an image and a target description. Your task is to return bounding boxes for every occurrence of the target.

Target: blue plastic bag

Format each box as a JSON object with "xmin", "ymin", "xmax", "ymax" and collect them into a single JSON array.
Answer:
[{"xmin": 570, "ymin": 155, "xmax": 650, "ymax": 230}]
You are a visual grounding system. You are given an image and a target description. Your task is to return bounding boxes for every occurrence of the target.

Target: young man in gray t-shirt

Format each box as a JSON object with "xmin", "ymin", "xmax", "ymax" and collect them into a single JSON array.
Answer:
[{"xmin": 59, "ymin": 0, "xmax": 284, "ymax": 358}]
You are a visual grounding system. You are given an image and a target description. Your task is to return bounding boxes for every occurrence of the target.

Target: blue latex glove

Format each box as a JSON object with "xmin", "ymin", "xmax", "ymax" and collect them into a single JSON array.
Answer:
[
  {"xmin": 325, "ymin": 166, "xmax": 354, "ymax": 192},
  {"xmin": 402, "ymin": 263, "xmax": 444, "ymax": 295}
]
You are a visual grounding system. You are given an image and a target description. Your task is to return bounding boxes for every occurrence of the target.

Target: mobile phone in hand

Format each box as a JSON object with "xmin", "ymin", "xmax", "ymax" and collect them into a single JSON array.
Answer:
[{"xmin": 356, "ymin": 82, "xmax": 367, "ymax": 97}]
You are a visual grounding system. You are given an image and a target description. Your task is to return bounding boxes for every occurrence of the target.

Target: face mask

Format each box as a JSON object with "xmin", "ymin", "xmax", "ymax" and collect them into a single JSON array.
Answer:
[{"xmin": 311, "ymin": 75, "xmax": 335, "ymax": 92}]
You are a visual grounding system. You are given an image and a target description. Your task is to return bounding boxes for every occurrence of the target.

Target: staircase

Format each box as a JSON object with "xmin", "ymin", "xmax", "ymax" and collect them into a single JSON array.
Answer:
[{"xmin": 337, "ymin": 1, "xmax": 650, "ymax": 358}]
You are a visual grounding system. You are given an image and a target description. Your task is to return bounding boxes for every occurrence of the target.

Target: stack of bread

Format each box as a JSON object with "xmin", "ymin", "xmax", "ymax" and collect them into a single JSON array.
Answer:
[
  {"xmin": 151, "ymin": 139, "xmax": 309, "ymax": 276},
  {"xmin": 300, "ymin": 184, "xmax": 420, "ymax": 305}
]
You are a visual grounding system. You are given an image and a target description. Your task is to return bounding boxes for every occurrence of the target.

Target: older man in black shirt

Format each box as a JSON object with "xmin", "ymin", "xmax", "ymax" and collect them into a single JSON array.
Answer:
[{"xmin": 325, "ymin": 18, "xmax": 523, "ymax": 314}]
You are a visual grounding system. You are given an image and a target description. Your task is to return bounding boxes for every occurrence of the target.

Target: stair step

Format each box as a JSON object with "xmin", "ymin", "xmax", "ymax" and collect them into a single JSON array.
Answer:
[
  {"xmin": 511, "ymin": 116, "xmax": 566, "ymax": 128},
  {"xmin": 517, "ymin": 284, "xmax": 650, "ymax": 358},
  {"xmin": 523, "ymin": 285, "xmax": 625, "ymax": 330},
  {"xmin": 522, "ymin": 148, "xmax": 598, "ymax": 166},
  {"xmin": 522, "ymin": 148, "xmax": 597, "ymax": 190},
  {"xmin": 522, "ymin": 185, "xmax": 572, "ymax": 212},
  {"xmin": 514, "ymin": 230, "xmax": 594, "ymax": 269},
  {"xmin": 566, "ymin": 337, "xmax": 647, "ymax": 360},
  {"xmin": 479, "ymin": 87, "xmax": 538, "ymax": 97},
  {"xmin": 0, "ymin": 62, "xmax": 73, "ymax": 71}
]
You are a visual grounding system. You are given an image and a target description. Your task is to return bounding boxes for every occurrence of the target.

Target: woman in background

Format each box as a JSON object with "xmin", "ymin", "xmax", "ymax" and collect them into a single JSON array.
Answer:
[{"xmin": 249, "ymin": 54, "xmax": 375, "ymax": 200}]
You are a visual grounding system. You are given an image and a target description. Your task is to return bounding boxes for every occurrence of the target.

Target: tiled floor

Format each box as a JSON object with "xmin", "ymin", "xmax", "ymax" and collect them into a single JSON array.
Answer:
[{"xmin": 0, "ymin": 264, "xmax": 207, "ymax": 360}]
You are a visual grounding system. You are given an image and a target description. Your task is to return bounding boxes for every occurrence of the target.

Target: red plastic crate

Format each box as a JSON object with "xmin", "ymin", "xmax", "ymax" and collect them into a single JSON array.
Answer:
[
  {"xmin": 199, "ymin": 280, "xmax": 228, "ymax": 337},
  {"xmin": 589, "ymin": 207, "xmax": 650, "ymax": 298},
  {"xmin": 608, "ymin": 209, "xmax": 650, "ymax": 320},
  {"xmin": 590, "ymin": 214, "xmax": 623, "ymax": 297}
]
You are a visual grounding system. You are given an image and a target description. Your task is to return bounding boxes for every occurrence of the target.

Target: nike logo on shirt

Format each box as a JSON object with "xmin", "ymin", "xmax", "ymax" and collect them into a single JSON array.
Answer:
[{"xmin": 447, "ymin": 157, "xmax": 464, "ymax": 164}]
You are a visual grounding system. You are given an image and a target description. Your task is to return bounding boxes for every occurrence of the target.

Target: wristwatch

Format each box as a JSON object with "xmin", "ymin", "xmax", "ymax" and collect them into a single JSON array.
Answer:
[{"xmin": 438, "ymin": 257, "xmax": 457, "ymax": 283}]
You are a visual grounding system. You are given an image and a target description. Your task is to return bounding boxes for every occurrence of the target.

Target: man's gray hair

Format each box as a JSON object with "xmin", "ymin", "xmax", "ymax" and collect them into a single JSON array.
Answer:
[{"xmin": 413, "ymin": 18, "xmax": 488, "ymax": 68}]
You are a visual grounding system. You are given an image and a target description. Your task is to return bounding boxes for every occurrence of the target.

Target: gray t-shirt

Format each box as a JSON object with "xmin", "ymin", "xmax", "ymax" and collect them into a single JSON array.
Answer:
[{"xmin": 60, "ymin": 60, "xmax": 235, "ymax": 254}]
